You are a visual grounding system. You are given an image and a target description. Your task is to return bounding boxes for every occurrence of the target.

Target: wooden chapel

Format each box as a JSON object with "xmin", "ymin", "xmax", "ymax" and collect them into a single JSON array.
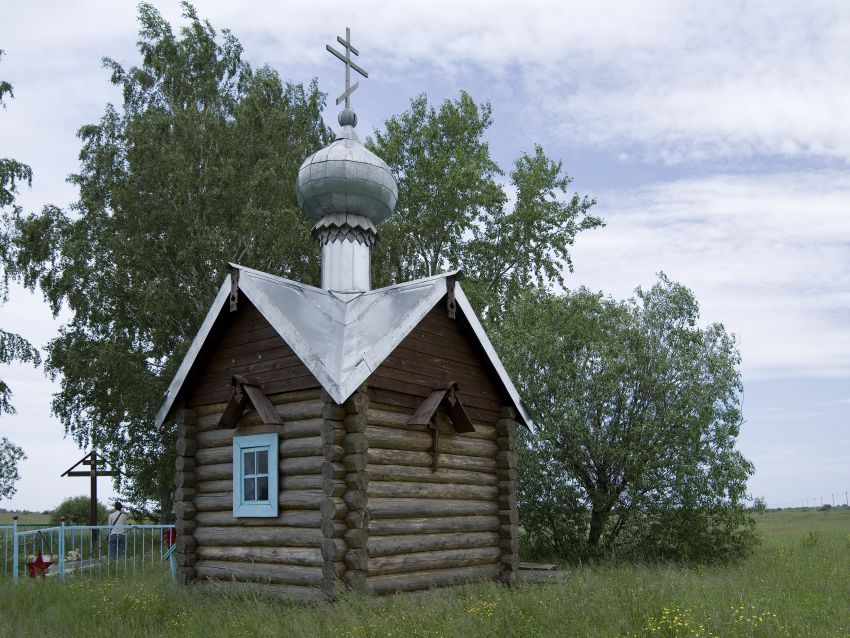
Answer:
[{"xmin": 154, "ymin": 28, "xmax": 533, "ymax": 599}]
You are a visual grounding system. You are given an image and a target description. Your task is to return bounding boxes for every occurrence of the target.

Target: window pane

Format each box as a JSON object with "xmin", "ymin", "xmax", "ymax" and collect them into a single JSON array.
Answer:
[
  {"xmin": 243, "ymin": 477, "xmax": 255, "ymax": 501},
  {"xmin": 257, "ymin": 450, "xmax": 268, "ymax": 474},
  {"xmin": 257, "ymin": 476, "xmax": 269, "ymax": 501},
  {"xmin": 244, "ymin": 451, "xmax": 256, "ymax": 476}
]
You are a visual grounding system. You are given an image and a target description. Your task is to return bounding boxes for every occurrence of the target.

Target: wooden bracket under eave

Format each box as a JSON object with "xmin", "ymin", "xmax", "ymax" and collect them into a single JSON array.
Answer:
[
  {"xmin": 407, "ymin": 381, "xmax": 475, "ymax": 471},
  {"xmin": 218, "ymin": 374, "xmax": 283, "ymax": 428}
]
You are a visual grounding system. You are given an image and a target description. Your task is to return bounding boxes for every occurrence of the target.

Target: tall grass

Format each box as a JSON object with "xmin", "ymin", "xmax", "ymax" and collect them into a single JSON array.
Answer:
[{"xmin": 1, "ymin": 509, "xmax": 847, "ymax": 637}]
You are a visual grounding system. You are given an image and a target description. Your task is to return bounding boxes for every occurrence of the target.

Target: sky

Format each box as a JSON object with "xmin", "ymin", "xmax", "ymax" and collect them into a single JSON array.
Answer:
[{"xmin": 0, "ymin": 0, "xmax": 848, "ymax": 511}]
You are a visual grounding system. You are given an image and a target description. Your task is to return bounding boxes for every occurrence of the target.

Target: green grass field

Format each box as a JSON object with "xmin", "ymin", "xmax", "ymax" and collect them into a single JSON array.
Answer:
[
  {"xmin": 2, "ymin": 512, "xmax": 51, "ymax": 525},
  {"xmin": 1, "ymin": 509, "xmax": 847, "ymax": 637}
]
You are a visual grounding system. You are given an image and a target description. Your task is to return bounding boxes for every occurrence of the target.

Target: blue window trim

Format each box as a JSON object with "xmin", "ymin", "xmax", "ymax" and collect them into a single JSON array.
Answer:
[{"xmin": 233, "ymin": 433, "xmax": 279, "ymax": 518}]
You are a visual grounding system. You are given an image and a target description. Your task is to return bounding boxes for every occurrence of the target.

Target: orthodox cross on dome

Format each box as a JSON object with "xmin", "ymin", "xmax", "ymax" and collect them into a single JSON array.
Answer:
[{"xmin": 326, "ymin": 27, "xmax": 368, "ymax": 108}]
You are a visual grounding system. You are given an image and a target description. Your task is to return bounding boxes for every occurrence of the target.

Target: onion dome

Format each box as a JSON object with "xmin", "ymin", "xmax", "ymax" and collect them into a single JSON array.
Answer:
[{"xmin": 296, "ymin": 108, "xmax": 398, "ymax": 226}]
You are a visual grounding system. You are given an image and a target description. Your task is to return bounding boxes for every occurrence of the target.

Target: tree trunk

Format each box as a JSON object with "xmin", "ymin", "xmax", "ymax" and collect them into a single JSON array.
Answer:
[
  {"xmin": 588, "ymin": 508, "xmax": 606, "ymax": 548},
  {"xmin": 159, "ymin": 477, "xmax": 174, "ymax": 524}
]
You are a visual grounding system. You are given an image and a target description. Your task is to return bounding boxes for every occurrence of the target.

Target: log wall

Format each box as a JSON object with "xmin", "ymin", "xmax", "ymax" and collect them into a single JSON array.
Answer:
[
  {"xmin": 188, "ymin": 388, "xmax": 330, "ymax": 600},
  {"xmin": 174, "ymin": 408, "xmax": 198, "ymax": 584},
  {"xmin": 174, "ymin": 292, "xmax": 522, "ymax": 597},
  {"xmin": 363, "ymin": 402, "xmax": 505, "ymax": 594}
]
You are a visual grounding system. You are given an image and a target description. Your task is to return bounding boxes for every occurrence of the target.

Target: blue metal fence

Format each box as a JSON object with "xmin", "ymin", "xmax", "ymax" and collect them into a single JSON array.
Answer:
[{"xmin": 3, "ymin": 522, "xmax": 176, "ymax": 582}]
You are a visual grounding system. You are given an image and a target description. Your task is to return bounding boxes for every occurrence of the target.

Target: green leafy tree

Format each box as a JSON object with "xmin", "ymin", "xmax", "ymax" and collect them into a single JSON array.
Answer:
[
  {"xmin": 0, "ymin": 50, "xmax": 40, "ymax": 499},
  {"xmin": 0, "ymin": 437, "xmax": 25, "ymax": 499},
  {"xmin": 49, "ymin": 495, "xmax": 108, "ymax": 525},
  {"xmin": 5, "ymin": 4, "xmax": 330, "ymax": 517},
  {"xmin": 368, "ymin": 92, "xmax": 602, "ymax": 323},
  {"xmin": 497, "ymin": 275, "xmax": 758, "ymax": 562}
]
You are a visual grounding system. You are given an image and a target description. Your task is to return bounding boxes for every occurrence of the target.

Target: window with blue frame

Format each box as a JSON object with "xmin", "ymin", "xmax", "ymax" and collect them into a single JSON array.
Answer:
[{"xmin": 232, "ymin": 433, "xmax": 279, "ymax": 517}]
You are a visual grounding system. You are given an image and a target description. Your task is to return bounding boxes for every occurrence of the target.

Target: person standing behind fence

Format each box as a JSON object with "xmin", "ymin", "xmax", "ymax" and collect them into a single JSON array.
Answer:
[{"xmin": 107, "ymin": 502, "xmax": 128, "ymax": 559}]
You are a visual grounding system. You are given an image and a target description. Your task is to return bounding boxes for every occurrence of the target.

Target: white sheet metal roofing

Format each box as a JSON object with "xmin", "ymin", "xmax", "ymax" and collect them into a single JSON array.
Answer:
[{"xmin": 154, "ymin": 264, "xmax": 533, "ymax": 429}]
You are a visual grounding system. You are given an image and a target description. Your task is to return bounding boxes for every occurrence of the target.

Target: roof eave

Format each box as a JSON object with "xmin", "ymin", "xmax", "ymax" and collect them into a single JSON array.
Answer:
[
  {"xmin": 453, "ymin": 284, "xmax": 535, "ymax": 431},
  {"xmin": 154, "ymin": 278, "xmax": 231, "ymax": 428}
]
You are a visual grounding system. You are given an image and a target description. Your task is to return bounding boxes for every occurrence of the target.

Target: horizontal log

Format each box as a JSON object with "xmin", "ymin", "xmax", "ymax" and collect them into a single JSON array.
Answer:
[
  {"xmin": 345, "ymin": 547, "xmax": 368, "ymax": 571},
  {"xmin": 196, "ymin": 480, "xmax": 232, "ymax": 495},
  {"xmin": 194, "ymin": 510, "xmax": 341, "ymax": 530},
  {"xmin": 367, "ymin": 464, "xmax": 497, "ymax": 487},
  {"xmin": 344, "ymin": 453, "xmax": 367, "ymax": 472},
  {"xmin": 367, "ymin": 532, "xmax": 501, "ymax": 558},
  {"xmin": 196, "ymin": 545, "xmax": 325, "ymax": 567},
  {"xmin": 369, "ymin": 498, "xmax": 499, "ymax": 520},
  {"xmin": 343, "ymin": 433, "xmax": 367, "ymax": 454},
  {"xmin": 319, "ymin": 497, "xmax": 347, "ymax": 520},
  {"xmin": 367, "ymin": 448, "xmax": 497, "ymax": 473},
  {"xmin": 194, "ymin": 390, "xmax": 321, "ymax": 419},
  {"xmin": 344, "ymin": 413, "xmax": 367, "ymax": 433},
  {"xmin": 344, "ymin": 528, "xmax": 367, "ymax": 548},
  {"xmin": 368, "ymin": 387, "xmax": 500, "ymax": 425},
  {"xmin": 193, "ymin": 579, "xmax": 323, "ymax": 602},
  {"xmin": 322, "ymin": 462, "xmax": 347, "ymax": 480},
  {"xmin": 369, "ymin": 515, "xmax": 500, "ymax": 536},
  {"xmin": 195, "ymin": 463, "xmax": 231, "ymax": 482},
  {"xmin": 176, "ymin": 519, "xmax": 196, "ymax": 536},
  {"xmin": 194, "ymin": 491, "xmax": 324, "ymax": 513},
  {"xmin": 195, "ymin": 412, "xmax": 324, "ymax": 447},
  {"xmin": 367, "ymin": 546, "xmax": 501, "ymax": 576},
  {"xmin": 177, "ymin": 536, "xmax": 196, "ymax": 553},
  {"xmin": 366, "ymin": 426, "xmax": 497, "ymax": 458},
  {"xmin": 177, "ymin": 438, "xmax": 197, "ymax": 457},
  {"xmin": 496, "ymin": 451, "xmax": 517, "ymax": 469},
  {"xmin": 193, "ymin": 526, "xmax": 328, "ymax": 548},
  {"xmin": 175, "ymin": 502, "xmax": 196, "ymax": 520},
  {"xmin": 175, "ymin": 470, "xmax": 195, "ymax": 489},
  {"xmin": 322, "ymin": 427, "xmax": 345, "ymax": 446},
  {"xmin": 195, "ymin": 439, "xmax": 325, "ymax": 466},
  {"xmin": 367, "ymin": 563, "xmax": 501, "ymax": 595},
  {"xmin": 194, "ymin": 560, "xmax": 324, "ymax": 586},
  {"xmin": 195, "ymin": 447, "xmax": 231, "ymax": 466},
  {"xmin": 175, "ymin": 487, "xmax": 196, "ymax": 502},
  {"xmin": 175, "ymin": 456, "xmax": 196, "ymax": 472},
  {"xmin": 367, "ymin": 481, "xmax": 498, "ymax": 501},
  {"xmin": 345, "ymin": 472, "xmax": 368, "ymax": 491},
  {"xmin": 323, "ymin": 480, "xmax": 346, "ymax": 497},
  {"xmin": 369, "ymin": 409, "xmax": 497, "ymax": 440},
  {"xmin": 216, "ymin": 403, "xmax": 326, "ymax": 431},
  {"xmin": 323, "ymin": 444, "xmax": 344, "ymax": 462},
  {"xmin": 281, "ymin": 457, "xmax": 325, "ymax": 476},
  {"xmin": 194, "ymin": 476, "xmax": 325, "ymax": 496}
]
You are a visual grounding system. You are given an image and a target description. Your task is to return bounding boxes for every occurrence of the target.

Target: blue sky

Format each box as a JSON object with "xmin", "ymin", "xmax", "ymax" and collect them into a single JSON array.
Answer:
[{"xmin": 0, "ymin": 0, "xmax": 848, "ymax": 510}]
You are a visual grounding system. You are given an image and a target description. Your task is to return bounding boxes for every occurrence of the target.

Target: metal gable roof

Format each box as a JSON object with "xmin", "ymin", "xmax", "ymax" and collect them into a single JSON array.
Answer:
[{"xmin": 155, "ymin": 265, "xmax": 533, "ymax": 429}]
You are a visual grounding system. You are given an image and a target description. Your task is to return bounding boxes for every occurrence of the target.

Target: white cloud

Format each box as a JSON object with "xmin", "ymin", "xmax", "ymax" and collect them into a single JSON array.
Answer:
[{"xmin": 569, "ymin": 170, "xmax": 850, "ymax": 380}]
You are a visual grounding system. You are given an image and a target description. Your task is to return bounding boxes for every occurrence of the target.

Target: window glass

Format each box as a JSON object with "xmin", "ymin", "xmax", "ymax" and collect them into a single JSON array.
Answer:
[
  {"xmin": 257, "ymin": 450, "xmax": 268, "ymax": 474},
  {"xmin": 244, "ymin": 450, "xmax": 256, "ymax": 475},
  {"xmin": 243, "ymin": 477, "xmax": 256, "ymax": 501},
  {"xmin": 257, "ymin": 476, "xmax": 269, "ymax": 501}
]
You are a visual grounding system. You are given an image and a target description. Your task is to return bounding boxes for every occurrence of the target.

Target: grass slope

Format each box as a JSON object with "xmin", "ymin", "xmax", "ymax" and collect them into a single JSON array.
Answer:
[{"xmin": 1, "ymin": 509, "xmax": 847, "ymax": 637}]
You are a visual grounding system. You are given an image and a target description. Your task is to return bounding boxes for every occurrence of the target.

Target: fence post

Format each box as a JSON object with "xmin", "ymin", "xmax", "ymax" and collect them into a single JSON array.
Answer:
[
  {"xmin": 12, "ymin": 515, "xmax": 18, "ymax": 584},
  {"xmin": 58, "ymin": 517, "xmax": 66, "ymax": 582}
]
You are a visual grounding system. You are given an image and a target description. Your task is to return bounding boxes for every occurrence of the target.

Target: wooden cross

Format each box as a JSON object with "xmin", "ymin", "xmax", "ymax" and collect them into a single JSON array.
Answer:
[
  {"xmin": 326, "ymin": 27, "xmax": 368, "ymax": 108},
  {"xmin": 61, "ymin": 451, "xmax": 118, "ymax": 538}
]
